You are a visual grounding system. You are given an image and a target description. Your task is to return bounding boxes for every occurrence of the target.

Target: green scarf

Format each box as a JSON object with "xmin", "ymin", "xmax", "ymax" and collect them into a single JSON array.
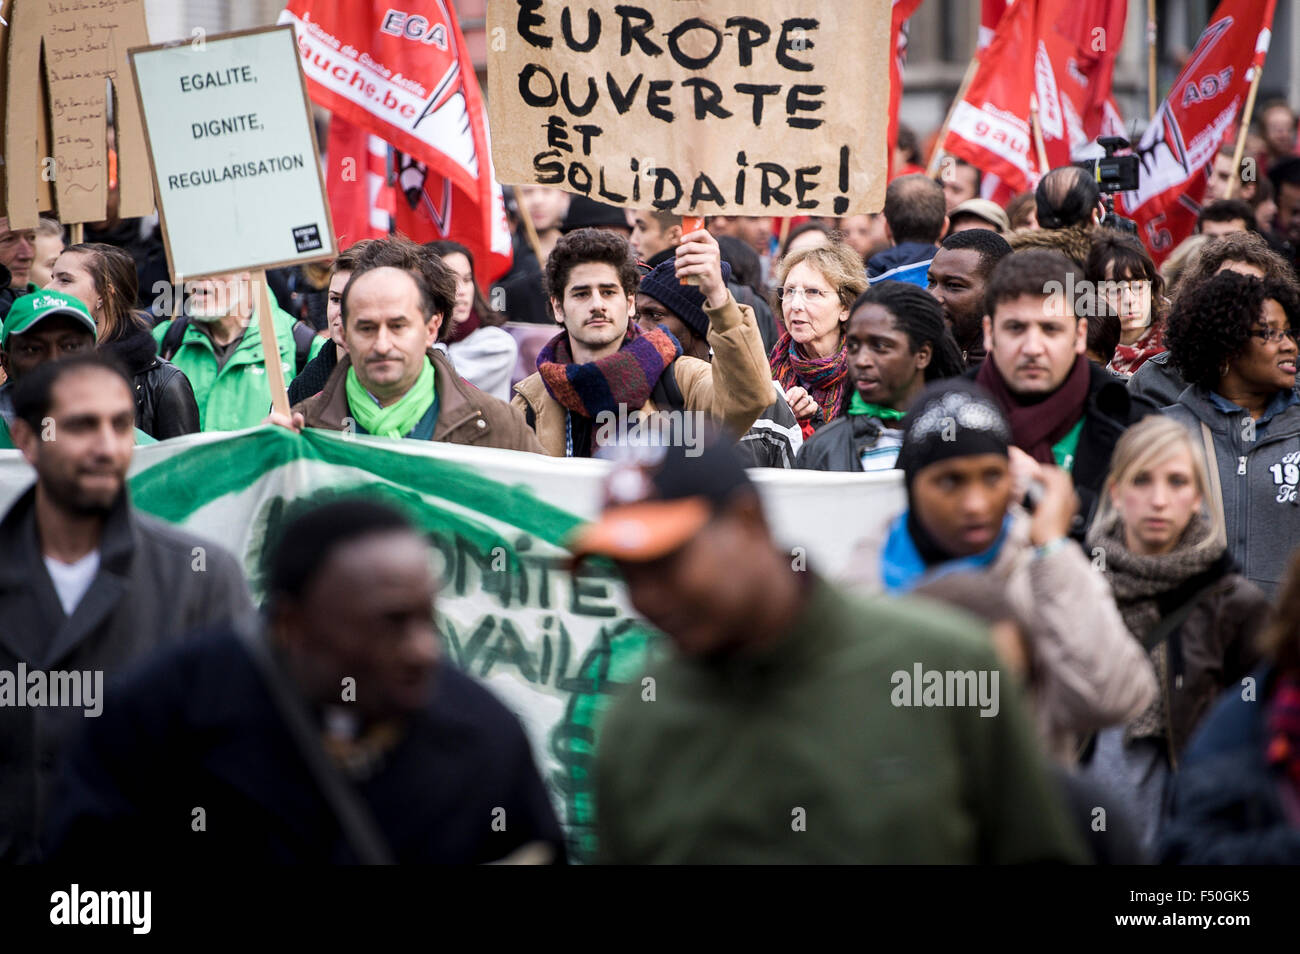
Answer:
[
  {"xmin": 344, "ymin": 359, "xmax": 435, "ymax": 438},
  {"xmin": 848, "ymin": 392, "xmax": 907, "ymax": 422}
]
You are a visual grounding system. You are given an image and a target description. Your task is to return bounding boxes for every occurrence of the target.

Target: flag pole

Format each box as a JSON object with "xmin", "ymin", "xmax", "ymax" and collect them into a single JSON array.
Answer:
[
  {"xmin": 927, "ymin": 55, "xmax": 981, "ymax": 177},
  {"xmin": 1147, "ymin": 0, "xmax": 1158, "ymax": 121},
  {"xmin": 1030, "ymin": 95, "xmax": 1051, "ymax": 175},
  {"xmin": 515, "ymin": 195, "xmax": 546, "ymax": 264},
  {"xmin": 1225, "ymin": 62, "xmax": 1266, "ymax": 200}
]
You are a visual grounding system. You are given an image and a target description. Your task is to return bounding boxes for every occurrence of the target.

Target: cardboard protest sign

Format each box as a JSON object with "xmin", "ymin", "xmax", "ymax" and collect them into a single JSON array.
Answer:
[
  {"xmin": 3, "ymin": 0, "xmax": 153, "ymax": 226},
  {"xmin": 487, "ymin": 0, "xmax": 890, "ymax": 216},
  {"xmin": 128, "ymin": 25, "xmax": 336, "ymax": 281}
]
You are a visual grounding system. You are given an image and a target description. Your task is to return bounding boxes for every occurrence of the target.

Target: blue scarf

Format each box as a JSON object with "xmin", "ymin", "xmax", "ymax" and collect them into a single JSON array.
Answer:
[{"xmin": 879, "ymin": 511, "xmax": 1012, "ymax": 595}]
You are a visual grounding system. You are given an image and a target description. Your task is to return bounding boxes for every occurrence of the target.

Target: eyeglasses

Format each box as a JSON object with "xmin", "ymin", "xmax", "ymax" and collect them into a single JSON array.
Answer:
[
  {"xmin": 776, "ymin": 285, "xmax": 833, "ymax": 303},
  {"xmin": 1248, "ymin": 327, "xmax": 1297, "ymax": 343}
]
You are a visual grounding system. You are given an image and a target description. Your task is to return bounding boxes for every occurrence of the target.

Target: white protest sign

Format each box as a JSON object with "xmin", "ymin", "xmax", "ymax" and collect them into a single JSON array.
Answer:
[{"xmin": 128, "ymin": 25, "xmax": 336, "ymax": 280}]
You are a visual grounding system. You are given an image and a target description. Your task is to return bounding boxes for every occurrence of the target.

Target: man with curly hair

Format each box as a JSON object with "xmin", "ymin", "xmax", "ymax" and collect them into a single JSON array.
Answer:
[
  {"xmin": 511, "ymin": 227, "xmax": 771, "ymax": 458},
  {"xmin": 1163, "ymin": 270, "xmax": 1300, "ymax": 595}
]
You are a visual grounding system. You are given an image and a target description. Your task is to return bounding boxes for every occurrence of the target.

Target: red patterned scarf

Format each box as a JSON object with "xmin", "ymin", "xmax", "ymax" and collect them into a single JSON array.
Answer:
[{"xmin": 769, "ymin": 332, "xmax": 848, "ymax": 424}]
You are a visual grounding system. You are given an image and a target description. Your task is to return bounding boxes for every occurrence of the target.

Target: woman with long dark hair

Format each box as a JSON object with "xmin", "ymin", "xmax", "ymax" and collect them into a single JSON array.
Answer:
[
  {"xmin": 45, "ymin": 243, "xmax": 198, "ymax": 438},
  {"xmin": 425, "ymin": 240, "xmax": 518, "ymax": 401},
  {"xmin": 1086, "ymin": 231, "xmax": 1168, "ymax": 377},
  {"xmin": 796, "ymin": 281, "xmax": 964, "ymax": 471}
]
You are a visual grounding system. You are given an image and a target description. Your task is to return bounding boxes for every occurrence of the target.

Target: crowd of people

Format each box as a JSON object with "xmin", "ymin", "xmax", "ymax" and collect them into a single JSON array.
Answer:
[{"xmin": 5, "ymin": 100, "xmax": 1300, "ymax": 865}]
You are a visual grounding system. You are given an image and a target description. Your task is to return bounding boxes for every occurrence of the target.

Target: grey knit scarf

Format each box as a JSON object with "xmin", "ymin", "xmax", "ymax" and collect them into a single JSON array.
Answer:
[{"xmin": 1086, "ymin": 513, "xmax": 1224, "ymax": 740}]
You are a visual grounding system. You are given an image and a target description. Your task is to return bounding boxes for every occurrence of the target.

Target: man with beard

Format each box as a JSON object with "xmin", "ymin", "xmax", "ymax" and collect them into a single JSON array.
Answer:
[
  {"xmin": 154, "ymin": 271, "xmax": 305, "ymax": 431},
  {"xmin": 0, "ymin": 354, "xmax": 251, "ymax": 862},
  {"xmin": 512, "ymin": 227, "xmax": 770, "ymax": 458},
  {"xmin": 927, "ymin": 229, "xmax": 1012, "ymax": 367},
  {"xmin": 973, "ymin": 249, "xmax": 1149, "ymax": 539}
]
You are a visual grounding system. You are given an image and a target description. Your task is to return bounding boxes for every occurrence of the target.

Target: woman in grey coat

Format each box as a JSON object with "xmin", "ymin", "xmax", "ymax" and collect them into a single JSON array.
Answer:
[{"xmin": 1162, "ymin": 271, "xmax": 1300, "ymax": 597}]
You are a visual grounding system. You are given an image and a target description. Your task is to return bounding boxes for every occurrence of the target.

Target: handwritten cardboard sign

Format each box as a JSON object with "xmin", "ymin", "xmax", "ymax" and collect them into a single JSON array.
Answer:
[
  {"xmin": 487, "ymin": 0, "xmax": 889, "ymax": 216},
  {"xmin": 3, "ymin": 0, "xmax": 154, "ymax": 226},
  {"xmin": 128, "ymin": 25, "xmax": 336, "ymax": 280}
]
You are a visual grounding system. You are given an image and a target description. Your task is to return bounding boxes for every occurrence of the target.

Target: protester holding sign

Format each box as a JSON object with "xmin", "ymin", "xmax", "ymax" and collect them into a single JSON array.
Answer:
[
  {"xmin": 278, "ymin": 237, "xmax": 541, "ymax": 451},
  {"xmin": 153, "ymin": 273, "xmax": 301, "ymax": 432},
  {"xmin": 512, "ymin": 227, "xmax": 771, "ymax": 457}
]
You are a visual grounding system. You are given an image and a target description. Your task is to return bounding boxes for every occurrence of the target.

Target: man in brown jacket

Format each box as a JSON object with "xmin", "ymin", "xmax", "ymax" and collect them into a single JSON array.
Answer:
[
  {"xmin": 268, "ymin": 237, "xmax": 542, "ymax": 453},
  {"xmin": 512, "ymin": 227, "xmax": 771, "ymax": 457}
]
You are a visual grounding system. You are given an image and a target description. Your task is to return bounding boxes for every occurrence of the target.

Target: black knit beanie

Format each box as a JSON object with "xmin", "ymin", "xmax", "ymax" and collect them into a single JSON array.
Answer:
[
  {"xmin": 896, "ymin": 380, "xmax": 1012, "ymax": 488},
  {"xmin": 637, "ymin": 257, "xmax": 733, "ymax": 339}
]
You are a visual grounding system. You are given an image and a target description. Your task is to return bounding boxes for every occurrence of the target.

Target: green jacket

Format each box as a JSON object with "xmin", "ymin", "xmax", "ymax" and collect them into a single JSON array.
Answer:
[
  {"xmin": 596, "ymin": 575, "xmax": 1088, "ymax": 864},
  {"xmin": 153, "ymin": 305, "xmax": 299, "ymax": 432}
]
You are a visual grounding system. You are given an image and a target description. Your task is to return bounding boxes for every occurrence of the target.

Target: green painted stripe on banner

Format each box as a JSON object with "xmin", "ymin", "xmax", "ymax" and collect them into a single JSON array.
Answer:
[{"xmin": 128, "ymin": 427, "xmax": 585, "ymax": 546}]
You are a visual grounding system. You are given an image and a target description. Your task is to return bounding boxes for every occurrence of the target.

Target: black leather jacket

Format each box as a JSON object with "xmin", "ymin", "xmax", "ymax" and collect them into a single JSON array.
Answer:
[{"xmin": 102, "ymin": 324, "xmax": 200, "ymax": 439}]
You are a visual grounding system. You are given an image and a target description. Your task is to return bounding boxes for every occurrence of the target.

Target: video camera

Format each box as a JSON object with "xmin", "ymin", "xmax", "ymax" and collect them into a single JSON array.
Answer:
[{"xmin": 1075, "ymin": 136, "xmax": 1139, "ymax": 235}]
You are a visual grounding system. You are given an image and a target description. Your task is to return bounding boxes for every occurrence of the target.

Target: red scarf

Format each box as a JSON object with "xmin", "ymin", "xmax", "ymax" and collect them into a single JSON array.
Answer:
[
  {"xmin": 976, "ymin": 354, "xmax": 1091, "ymax": 464},
  {"xmin": 447, "ymin": 310, "xmax": 482, "ymax": 344},
  {"xmin": 1267, "ymin": 670, "xmax": 1300, "ymax": 799},
  {"xmin": 1109, "ymin": 321, "xmax": 1165, "ymax": 377}
]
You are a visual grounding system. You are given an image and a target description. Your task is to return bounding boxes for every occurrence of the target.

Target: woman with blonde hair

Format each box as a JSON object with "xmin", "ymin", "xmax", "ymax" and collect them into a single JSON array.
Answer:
[
  {"xmin": 1081, "ymin": 415, "xmax": 1270, "ymax": 852},
  {"xmin": 768, "ymin": 240, "xmax": 867, "ymax": 434}
]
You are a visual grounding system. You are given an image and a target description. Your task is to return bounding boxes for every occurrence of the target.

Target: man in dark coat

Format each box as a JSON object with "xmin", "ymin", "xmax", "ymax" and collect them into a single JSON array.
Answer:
[
  {"xmin": 0, "ymin": 354, "xmax": 251, "ymax": 863},
  {"xmin": 970, "ymin": 249, "xmax": 1151, "ymax": 539},
  {"xmin": 45, "ymin": 499, "xmax": 566, "ymax": 864}
]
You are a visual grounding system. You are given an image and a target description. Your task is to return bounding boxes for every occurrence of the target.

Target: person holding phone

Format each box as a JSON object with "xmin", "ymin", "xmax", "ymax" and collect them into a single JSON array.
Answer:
[{"xmin": 843, "ymin": 379, "xmax": 1156, "ymax": 764}]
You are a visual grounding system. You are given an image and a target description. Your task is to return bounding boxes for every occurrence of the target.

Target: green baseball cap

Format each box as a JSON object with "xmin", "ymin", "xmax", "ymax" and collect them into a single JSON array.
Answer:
[{"xmin": 2, "ymin": 290, "xmax": 97, "ymax": 347}]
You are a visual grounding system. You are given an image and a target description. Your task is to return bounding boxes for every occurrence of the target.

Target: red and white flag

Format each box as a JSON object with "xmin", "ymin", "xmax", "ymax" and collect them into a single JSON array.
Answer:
[
  {"xmin": 888, "ymin": 0, "xmax": 925, "ymax": 180},
  {"xmin": 979, "ymin": 0, "xmax": 1010, "ymax": 50},
  {"xmin": 325, "ymin": 115, "xmax": 393, "ymax": 245},
  {"xmin": 943, "ymin": 0, "xmax": 1128, "ymax": 197},
  {"xmin": 1117, "ymin": 0, "xmax": 1276, "ymax": 264},
  {"xmin": 280, "ymin": 1, "xmax": 512, "ymax": 285}
]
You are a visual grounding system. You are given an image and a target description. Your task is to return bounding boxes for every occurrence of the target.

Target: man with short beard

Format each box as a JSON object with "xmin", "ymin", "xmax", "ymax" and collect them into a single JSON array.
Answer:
[
  {"xmin": 154, "ymin": 271, "xmax": 309, "ymax": 431},
  {"xmin": 0, "ymin": 354, "xmax": 251, "ymax": 862},
  {"xmin": 973, "ymin": 249, "xmax": 1149, "ymax": 538},
  {"xmin": 512, "ymin": 227, "xmax": 771, "ymax": 458},
  {"xmin": 927, "ymin": 228, "xmax": 1012, "ymax": 367}
]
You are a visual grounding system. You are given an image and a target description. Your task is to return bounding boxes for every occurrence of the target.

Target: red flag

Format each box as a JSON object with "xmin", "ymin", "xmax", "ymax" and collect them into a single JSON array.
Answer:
[
  {"xmin": 943, "ymin": 0, "xmax": 1128, "ymax": 196},
  {"xmin": 325, "ymin": 114, "xmax": 393, "ymax": 246},
  {"xmin": 279, "ymin": 1, "xmax": 512, "ymax": 286},
  {"xmin": 980, "ymin": 0, "xmax": 1010, "ymax": 50},
  {"xmin": 1117, "ymin": 0, "xmax": 1277, "ymax": 264},
  {"xmin": 888, "ymin": 0, "xmax": 925, "ymax": 181}
]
